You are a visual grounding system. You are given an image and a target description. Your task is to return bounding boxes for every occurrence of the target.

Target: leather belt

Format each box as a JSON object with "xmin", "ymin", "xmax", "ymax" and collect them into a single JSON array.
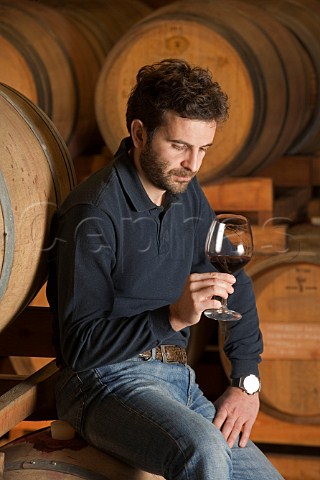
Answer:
[{"xmin": 138, "ymin": 345, "xmax": 187, "ymax": 364}]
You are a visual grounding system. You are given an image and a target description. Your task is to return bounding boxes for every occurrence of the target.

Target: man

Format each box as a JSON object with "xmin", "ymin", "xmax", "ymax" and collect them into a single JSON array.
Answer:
[{"xmin": 47, "ymin": 59, "xmax": 283, "ymax": 479}]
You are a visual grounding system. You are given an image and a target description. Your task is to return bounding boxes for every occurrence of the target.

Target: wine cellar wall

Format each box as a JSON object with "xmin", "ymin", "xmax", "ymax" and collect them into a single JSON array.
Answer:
[{"xmin": 0, "ymin": 1, "xmax": 319, "ymax": 479}]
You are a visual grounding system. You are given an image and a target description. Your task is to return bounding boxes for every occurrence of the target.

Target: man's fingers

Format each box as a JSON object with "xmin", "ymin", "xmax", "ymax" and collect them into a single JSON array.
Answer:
[
  {"xmin": 212, "ymin": 409, "xmax": 227, "ymax": 430},
  {"xmin": 190, "ymin": 277, "xmax": 235, "ymax": 296},
  {"xmin": 213, "ymin": 409, "xmax": 251, "ymax": 448},
  {"xmin": 238, "ymin": 422, "xmax": 253, "ymax": 448},
  {"xmin": 218, "ymin": 416, "xmax": 243, "ymax": 448},
  {"xmin": 190, "ymin": 272, "xmax": 235, "ymax": 285},
  {"xmin": 212, "ymin": 387, "xmax": 259, "ymax": 449},
  {"xmin": 221, "ymin": 418, "xmax": 253, "ymax": 448}
]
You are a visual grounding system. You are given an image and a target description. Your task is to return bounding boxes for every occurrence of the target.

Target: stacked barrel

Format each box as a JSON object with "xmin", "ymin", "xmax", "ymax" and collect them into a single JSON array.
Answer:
[
  {"xmin": 95, "ymin": 0, "xmax": 320, "ymax": 181},
  {"xmin": 0, "ymin": 0, "xmax": 153, "ymax": 324}
]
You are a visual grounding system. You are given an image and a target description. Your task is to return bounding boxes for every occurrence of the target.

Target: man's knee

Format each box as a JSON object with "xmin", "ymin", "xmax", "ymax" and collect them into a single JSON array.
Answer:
[{"xmin": 166, "ymin": 425, "xmax": 231, "ymax": 478}]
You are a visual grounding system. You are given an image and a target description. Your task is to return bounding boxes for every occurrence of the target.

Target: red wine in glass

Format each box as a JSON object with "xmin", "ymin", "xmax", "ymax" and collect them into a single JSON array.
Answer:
[
  {"xmin": 208, "ymin": 255, "xmax": 251, "ymax": 274},
  {"xmin": 204, "ymin": 214, "xmax": 253, "ymax": 321}
]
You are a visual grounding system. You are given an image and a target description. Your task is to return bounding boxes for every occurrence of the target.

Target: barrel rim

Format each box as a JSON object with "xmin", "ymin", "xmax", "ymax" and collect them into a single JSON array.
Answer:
[{"xmin": 0, "ymin": 170, "xmax": 15, "ymax": 301}]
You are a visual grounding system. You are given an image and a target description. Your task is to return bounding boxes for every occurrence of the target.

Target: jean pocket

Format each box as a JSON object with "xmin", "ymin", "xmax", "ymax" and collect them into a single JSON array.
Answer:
[{"xmin": 55, "ymin": 368, "xmax": 86, "ymax": 432}]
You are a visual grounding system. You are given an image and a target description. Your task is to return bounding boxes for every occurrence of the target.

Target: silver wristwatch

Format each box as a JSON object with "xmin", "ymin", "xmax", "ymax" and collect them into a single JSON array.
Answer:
[{"xmin": 231, "ymin": 374, "xmax": 261, "ymax": 395}]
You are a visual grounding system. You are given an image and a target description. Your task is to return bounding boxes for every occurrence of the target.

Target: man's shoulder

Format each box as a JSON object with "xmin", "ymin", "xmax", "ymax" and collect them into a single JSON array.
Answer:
[{"xmin": 59, "ymin": 162, "xmax": 117, "ymax": 213}]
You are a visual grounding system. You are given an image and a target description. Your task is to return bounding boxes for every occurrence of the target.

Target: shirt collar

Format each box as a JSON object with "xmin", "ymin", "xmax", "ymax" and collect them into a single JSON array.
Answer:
[{"xmin": 114, "ymin": 137, "xmax": 180, "ymax": 213}]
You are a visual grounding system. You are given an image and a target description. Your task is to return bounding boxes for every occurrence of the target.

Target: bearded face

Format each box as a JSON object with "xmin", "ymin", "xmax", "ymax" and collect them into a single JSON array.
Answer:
[
  {"xmin": 132, "ymin": 112, "xmax": 216, "ymax": 203},
  {"xmin": 139, "ymin": 138, "xmax": 197, "ymax": 195}
]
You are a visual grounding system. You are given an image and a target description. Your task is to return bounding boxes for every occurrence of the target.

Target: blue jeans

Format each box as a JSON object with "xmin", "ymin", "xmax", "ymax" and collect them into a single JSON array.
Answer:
[{"xmin": 55, "ymin": 356, "xmax": 284, "ymax": 480}]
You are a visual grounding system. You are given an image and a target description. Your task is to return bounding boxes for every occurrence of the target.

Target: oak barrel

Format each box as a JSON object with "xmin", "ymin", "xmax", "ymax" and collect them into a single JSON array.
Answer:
[
  {"xmin": 221, "ymin": 224, "xmax": 320, "ymax": 424},
  {"xmin": 0, "ymin": 427, "xmax": 164, "ymax": 479},
  {"xmin": 95, "ymin": 0, "xmax": 312, "ymax": 182},
  {"xmin": 0, "ymin": 82, "xmax": 76, "ymax": 333},
  {"xmin": 245, "ymin": 0, "xmax": 320, "ymax": 155},
  {"xmin": 39, "ymin": 0, "xmax": 152, "ymax": 65},
  {"xmin": 0, "ymin": 0, "xmax": 151, "ymax": 157}
]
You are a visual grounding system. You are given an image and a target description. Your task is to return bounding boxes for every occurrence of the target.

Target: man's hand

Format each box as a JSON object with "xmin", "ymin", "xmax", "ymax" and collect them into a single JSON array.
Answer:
[
  {"xmin": 169, "ymin": 272, "xmax": 235, "ymax": 331},
  {"xmin": 213, "ymin": 386, "xmax": 260, "ymax": 448}
]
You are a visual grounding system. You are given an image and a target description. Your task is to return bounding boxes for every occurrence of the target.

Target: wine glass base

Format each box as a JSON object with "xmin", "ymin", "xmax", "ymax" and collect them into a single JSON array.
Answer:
[{"xmin": 203, "ymin": 308, "xmax": 242, "ymax": 321}]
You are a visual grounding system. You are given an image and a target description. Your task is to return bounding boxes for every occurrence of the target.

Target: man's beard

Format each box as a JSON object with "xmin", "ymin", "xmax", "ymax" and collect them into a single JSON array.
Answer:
[{"xmin": 139, "ymin": 141, "xmax": 196, "ymax": 195}]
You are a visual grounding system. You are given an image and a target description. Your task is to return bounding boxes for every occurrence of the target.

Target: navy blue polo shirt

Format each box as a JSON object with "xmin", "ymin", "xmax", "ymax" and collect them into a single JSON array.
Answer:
[{"xmin": 47, "ymin": 138, "xmax": 262, "ymax": 376}]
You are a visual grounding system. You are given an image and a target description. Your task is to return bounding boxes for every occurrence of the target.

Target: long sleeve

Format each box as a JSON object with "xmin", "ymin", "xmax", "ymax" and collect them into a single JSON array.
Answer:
[
  {"xmin": 224, "ymin": 271, "xmax": 263, "ymax": 377},
  {"xmin": 48, "ymin": 203, "xmax": 177, "ymax": 371},
  {"xmin": 191, "ymin": 187, "xmax": 263, "ymax": 378}
]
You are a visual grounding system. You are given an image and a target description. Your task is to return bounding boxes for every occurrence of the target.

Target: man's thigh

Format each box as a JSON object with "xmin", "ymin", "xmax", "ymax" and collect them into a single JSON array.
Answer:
[{"xmin": 79, "ymin": 360, "xmax": 222, "ymax": 474}]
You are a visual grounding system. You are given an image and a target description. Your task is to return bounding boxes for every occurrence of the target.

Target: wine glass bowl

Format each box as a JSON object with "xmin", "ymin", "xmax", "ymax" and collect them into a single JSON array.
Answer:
[{"xmin": 204, "ymin": 214, "xmax": 253, "ymax": 321}]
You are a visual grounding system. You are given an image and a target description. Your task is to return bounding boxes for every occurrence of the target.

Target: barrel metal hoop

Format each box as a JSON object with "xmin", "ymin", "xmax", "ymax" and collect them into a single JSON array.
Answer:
[
  {"xmin": 0, "ymin": 170, "xmax": 15, "ymax": 300},
  {"xmin": 6, "ymin": 459, "xmax": 111, "ymax": 480}
]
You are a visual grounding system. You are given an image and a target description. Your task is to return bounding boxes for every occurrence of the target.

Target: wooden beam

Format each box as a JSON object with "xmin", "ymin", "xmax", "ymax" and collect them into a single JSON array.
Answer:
[
  {"xmin": 0, "ymin": 452, "xmax": 4, "ymax": 480},
  {"xmin": 251, "ymin": 224, "xmax": 288, "ymax": 255},
  {"xmin": 202, "ymin": 177, "xmax": 273, "ymax": 225},
  {"xmin": 251, "ymin": 411, "xmax": 320, "ymax": 447},
  {"xmin": 274, "ymin": 187, "xmax": 312, "ymax": 223},
  {"xmin": 0, "ymin": 360, "xmax": 58, "ymax": 437},
  {"xmin": 259, "ymin": 156, "xmax": 314, "ymax": 187},
  {"xmin": 266, "ymin": 452, "xmax": 320, "ymax": 480}
]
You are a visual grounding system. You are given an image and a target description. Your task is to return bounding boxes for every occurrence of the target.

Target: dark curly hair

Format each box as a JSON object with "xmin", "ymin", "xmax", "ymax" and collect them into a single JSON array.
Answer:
[{"xmin": 126, "ymin": 58, "xmax": 229, "ymax": 138}]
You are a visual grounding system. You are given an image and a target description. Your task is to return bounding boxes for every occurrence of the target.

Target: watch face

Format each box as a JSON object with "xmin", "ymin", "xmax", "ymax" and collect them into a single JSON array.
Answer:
[{"xmin": 243, "ymin": 374, "xmax": 260, "ymax": 394}]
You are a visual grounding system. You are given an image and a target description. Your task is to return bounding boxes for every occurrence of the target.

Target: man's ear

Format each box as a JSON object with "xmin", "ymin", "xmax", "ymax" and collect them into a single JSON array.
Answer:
[{"xmin": 131, "ymin": 119, "xmax": 145, "ymax": 147}]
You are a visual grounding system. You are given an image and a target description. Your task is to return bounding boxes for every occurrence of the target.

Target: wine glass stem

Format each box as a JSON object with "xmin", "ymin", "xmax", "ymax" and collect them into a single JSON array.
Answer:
[{"xmin": 221, "ymin": 297, "xmax": 228, "ymax": 309}]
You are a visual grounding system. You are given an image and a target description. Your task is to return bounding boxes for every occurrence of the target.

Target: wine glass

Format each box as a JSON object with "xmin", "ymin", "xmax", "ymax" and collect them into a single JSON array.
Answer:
[{"xmin": 204, "ymin": 214, "xmax": 253, "ymax": 321}]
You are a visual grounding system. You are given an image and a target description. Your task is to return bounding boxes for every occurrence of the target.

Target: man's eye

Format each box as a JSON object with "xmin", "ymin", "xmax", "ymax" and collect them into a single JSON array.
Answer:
[{"xmin": 172, "ymin": 143, "xmax": 185, "ymax": 150}]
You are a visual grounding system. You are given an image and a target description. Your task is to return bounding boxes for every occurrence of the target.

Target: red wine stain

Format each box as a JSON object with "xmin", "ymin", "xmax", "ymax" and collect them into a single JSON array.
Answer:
[{"xmin": 11, "ymin": 428, "xmax": 86, "ymax": 453}]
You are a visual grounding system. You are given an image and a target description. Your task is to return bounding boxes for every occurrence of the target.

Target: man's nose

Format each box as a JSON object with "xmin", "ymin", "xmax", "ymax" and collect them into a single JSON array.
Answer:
[{"xmin": 181, "ymin": 150, "xmax": 202, "ymax": 172}]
